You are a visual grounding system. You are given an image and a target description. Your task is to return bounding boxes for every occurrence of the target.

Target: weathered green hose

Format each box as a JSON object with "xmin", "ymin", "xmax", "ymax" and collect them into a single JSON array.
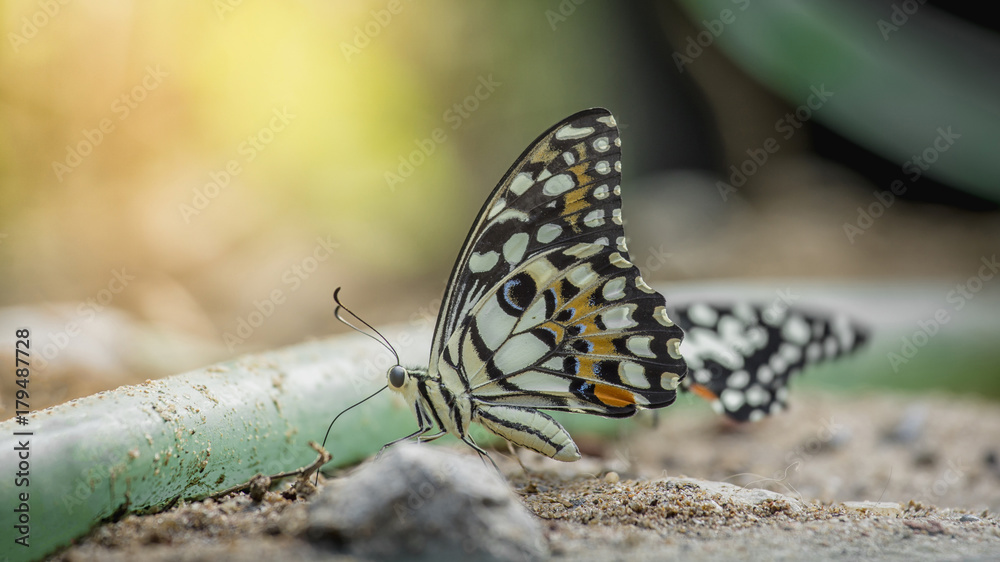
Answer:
[{"xmin": 0, "ymin": 323, "xmax": 626, "ymax": 561}]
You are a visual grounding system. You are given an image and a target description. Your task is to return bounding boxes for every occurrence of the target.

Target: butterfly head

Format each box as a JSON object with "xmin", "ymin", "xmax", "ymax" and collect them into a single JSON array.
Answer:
[
  {"xmin": 388, "ymin": 364, "xmax": 407, "ymax": 389},
  {"xmin": 386, "ymin": 364, "xmax": 428, "ymax": 394}
]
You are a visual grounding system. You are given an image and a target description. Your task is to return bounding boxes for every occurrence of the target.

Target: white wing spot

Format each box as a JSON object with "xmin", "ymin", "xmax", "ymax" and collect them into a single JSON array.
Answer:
[
  {"xmin": 661, "ymin": 372, "xmax": 681, "ymax": 390},
  {"xmin": 782, "ymin": 315, "xmax": 811, "ymax": 345},
  {"xmin": 609, "ymin": 252, "xmax": 632, "ymax": 269},
  {"xmin": 654, "ymin": 306, "xmax": 674, "ymax": 327},
  {"xmin": 745, "ymin": 385, "xmax": 768, "ymax": 407},
  {"xmin": 494, "ymin": 209, "xmax": 529, "ymax": 223},
  {"xmin": 688, "ymin": 303, "xmax": 718, "ymax": 327},
  {"xmin": 597, "ymin": 115, "xmax": 617, "ymax": 127},
  {"xmin": 603, "ymin": 277, "xmax": 627, "ymax": 301},
  {"xmin": 487, "ymin": 199, "xmax": 506, "ymax": 219},
  {"xmin": 567, "ymin": 264, "xmax": 598, "ymax": 288},
  {"xmin": 626, "ymin": 335, "xmax": 655, "ymax": 358},
  {"xmin": 594, "ymin": 184, "xmax": 610, "ymax": 199},
  {"xmin": 584, "ymin": 209, "xmax": 606, "ymax": 227},
  {"xmin": 536, "ymin": 223, "xmax": 562, "ymax": 244},
  {"xmin": 602, "ymin": 305, "xmax": 637, "ymax": 330},
  {"xmin": 757, "ymin": 365, "xmax": 774, "ymax": 384},
  {"xmin": 611, "ymin": 208, "xmax": 622, "ymax": 225},
  {"xmin": 593, "ymin": 136, "xmax": 610, "ymax": 152},
  {"xmin": 727, "ymin": 370, "xmax": 750, "ymax": 389},
  {"xmin": 542, "ymin": 173, "xmax": 575, "ymax": 196},
  {"xmin": 564, "ymin": 242, "xmax": 602, "ymax": 259},
  {"xmin": 595, "ymin": 161, "xmax": 611, "ymax": 175},
  {"xmin": 770, "ymin": 354, "xmax": 788, "ymax": 375},
  {"xmin": 779, "ymin": 342, "xmax": 802, "ymax": 364},
  {"xmin": 667, "ymin": 337, "xmax": 682, "ymax": 359},
  {"xmin": 635, "ymin": 276, "xmax": 655, "ymax": 294},
  {"xmin": 502, "ymin": 232, "xmax": 529, "ymax": 264},
  {"xmin": 469, "ymin": 251, "xmax": 499, "ymax": 273},
  {"xmin": 749, "ymin": 409, "xmax": 766, "ymax": 422},
  {"xmin": 594, "ymin": 236, "xmax": 609, "ymax": 246},
  {"xmin": 614, "ymin": 161, "xmax": 621, "ymax": 173},
  {"xmin": 721, "ymin": 389, "xmax": 745, "ymax": 412},
  {"xmin": 555, "ymin": 124, "xmax": 595, "ymax": 140},
  {"xmin": 509, "ymin": 172, "xmax": 533, "ymax": 196},
  {"xmin": 562, "ymin": 151, "xmax": 576, "ymax": 165},
  {"xmin": 694, "ymin": 369, "xmax": 711, "ymax": 383},
  {"xmin": 613, "ymin": 185, "xmax": 621, "ymax": 195},
  {"xmin": 620, "ymin": 361, "xmax": 650, "ymax": 389}
]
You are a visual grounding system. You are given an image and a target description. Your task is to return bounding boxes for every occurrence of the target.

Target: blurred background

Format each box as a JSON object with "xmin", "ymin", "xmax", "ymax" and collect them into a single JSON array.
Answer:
[{"xmin": 1, "ymin": 0, "xmax": 998, "ymax": 413}]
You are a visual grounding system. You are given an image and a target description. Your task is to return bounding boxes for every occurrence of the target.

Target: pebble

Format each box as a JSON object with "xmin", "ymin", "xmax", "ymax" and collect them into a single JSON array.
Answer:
[{"xmin": 306, "ymin": 444, "xmax": 547, "ymax": 561}]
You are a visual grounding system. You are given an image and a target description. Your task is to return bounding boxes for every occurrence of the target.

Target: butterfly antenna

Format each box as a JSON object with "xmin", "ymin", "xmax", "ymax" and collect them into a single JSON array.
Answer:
[
  {"xmin": 317, "ymin": 383, "xmax": 389, "ymax": 485},
  {"xmin": 332, "ymin": 287, "xmax": 400, "ymax": 365}
]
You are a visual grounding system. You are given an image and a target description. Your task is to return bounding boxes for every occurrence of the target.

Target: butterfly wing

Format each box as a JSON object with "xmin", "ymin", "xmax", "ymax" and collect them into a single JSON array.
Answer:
[
  {"xmin": 673, "ymin": 302, "xmax": 868, "ymax": 422},
  {"xmin": 428, "ymin": 108, "xmax": 686, "ymax": 423},
  {"xmin": 430, "ymin": 108, "xmax": 641, "ymax": 365}
]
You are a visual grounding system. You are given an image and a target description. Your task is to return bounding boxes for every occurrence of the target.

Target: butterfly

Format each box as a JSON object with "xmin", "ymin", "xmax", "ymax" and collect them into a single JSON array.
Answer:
[
  {"xmin": 371, "ymin": 108, "xmax": 867, "ymax": 462},
  {"xmin": 671, "ymin": 301, "xmax": 868, "ymax": 422}
]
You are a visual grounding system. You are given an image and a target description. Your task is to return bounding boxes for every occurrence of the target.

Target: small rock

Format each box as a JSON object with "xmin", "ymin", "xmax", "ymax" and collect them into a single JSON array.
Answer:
[
  {"xmin": 306, "ymin": 444, "xmax": 547, "ymax": 561},
  {"xmin": 604, "ymin": 471, "xmax": 620, "ymax": 484},
  {"xmin": 959, "ymin": 514, "xmax": 980, "ymax": 522},
  {"xmin": 248, "ymin": 473, "xmax": 271, "ymax": 503}
]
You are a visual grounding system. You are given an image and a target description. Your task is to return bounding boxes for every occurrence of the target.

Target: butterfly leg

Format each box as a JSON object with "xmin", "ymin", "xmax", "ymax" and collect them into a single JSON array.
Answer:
[
  {"xmin": 416, "ymin": 430, "xmax": 447, "ymax": 443},
  {"xmin": 460, "ymin": 435, "xmax": 501, "ymax": 474},
  {"xmin": 376, "ymin": 425, "xmax": 433, "ymax": 460}
]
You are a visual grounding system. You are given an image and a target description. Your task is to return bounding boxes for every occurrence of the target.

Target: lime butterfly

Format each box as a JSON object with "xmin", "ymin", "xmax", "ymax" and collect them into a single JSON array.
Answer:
[
  {"xmin": 672, "ymin": 302, "xmax": 868, "ymax": 422},
  {"xmin": 370, "ymin": 108, "xmax": 867, "ymax": 462},
  {"xmin": 376, "ymin": 108, "xmax": 684, "ymax": 461}
]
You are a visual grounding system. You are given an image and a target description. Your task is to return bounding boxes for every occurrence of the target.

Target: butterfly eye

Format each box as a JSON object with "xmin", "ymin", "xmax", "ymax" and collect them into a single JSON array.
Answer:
[{"xmin": 388, "ymin": 365, "xmax": 407, "ymax": 388}]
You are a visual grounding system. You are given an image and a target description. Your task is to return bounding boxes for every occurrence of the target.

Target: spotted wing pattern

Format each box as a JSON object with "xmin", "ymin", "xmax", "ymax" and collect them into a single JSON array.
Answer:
[
  {"xmin": 672, "ymin": 302, "xmax": 868, "ymax": 422},
  {"xmin": 431, "ymin": 108, "xmax": 637, "ymax": 364},
  {"xmin": 425, "ymin": 109, "xmax": 687, "ymax": 458}
]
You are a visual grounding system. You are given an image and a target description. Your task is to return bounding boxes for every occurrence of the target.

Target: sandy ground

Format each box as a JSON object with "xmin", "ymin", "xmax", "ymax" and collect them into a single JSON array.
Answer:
[{"xmin": 52, "ymin": 391, "xmax": 1000, "ymax": 561}]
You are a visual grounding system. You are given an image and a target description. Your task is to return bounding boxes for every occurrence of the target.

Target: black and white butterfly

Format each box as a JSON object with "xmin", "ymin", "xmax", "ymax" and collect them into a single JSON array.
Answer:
[
  {"xmin": 671, "ymin": 302, "xmax": 867, "ymax": 422},
  {"xmin": 370, "ymin": 108, "xmax": 866, "ymax": 462}
]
